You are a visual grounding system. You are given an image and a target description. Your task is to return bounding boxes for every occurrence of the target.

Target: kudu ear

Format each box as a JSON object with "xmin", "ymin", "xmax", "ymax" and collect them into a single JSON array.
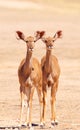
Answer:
[
  {"xmin": 53, "ymin": 30, "xmax": 62, "ymax": 40},
  {"xmin": 34, "ymin": 31, "xmax": 45, "ymax": 42},
  {"xmin": 16, "ymin": 31, "xmax": 25, "ymax": 41}
]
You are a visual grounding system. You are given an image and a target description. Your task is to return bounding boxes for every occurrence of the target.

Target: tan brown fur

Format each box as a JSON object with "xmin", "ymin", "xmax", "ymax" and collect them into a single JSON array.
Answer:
[
  {"xmin": 40, "ymin": 30, "xmax": 62, "ymax": 127},
  {"xmin": 16, "ymin": 31, "xmax": 45, "ymax": 127}
]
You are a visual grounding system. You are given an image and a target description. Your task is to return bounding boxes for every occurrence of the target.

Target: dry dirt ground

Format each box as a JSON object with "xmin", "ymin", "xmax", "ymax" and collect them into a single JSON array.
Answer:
[{"xmin": 0, "ymin": 0, "xmax": 80, "ymax": 130}]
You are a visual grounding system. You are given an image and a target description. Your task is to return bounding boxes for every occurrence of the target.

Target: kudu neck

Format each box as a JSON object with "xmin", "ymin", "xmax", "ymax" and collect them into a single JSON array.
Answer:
[
  {"xmin": 23, "ymin": 49, "xmax": 33, "ymax": 77},
  {"xmin": 26, "ymin": 50, "xmax": 33, "ymax": 62},
  {"xmin": 45, "ymin": 49, "xmax": 52, "ymax": 73},
  {"xmin": 46, "ymin": 49, "xmax": 52, "ymax": 61}
]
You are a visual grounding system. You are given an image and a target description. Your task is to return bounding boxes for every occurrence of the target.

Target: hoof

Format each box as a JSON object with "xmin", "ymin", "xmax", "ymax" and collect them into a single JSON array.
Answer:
[
  {"xmin": 21, "ymin": 122, "xmax": 27, "ymax": 128},
  {"xmin": 55, "ymin": 121, "xmax": 58, "ymax": 125},
  {"xmin": 51, "ymin": 121, "xmax": 55, "ymax": 126},
  {"xmin": 28, "ymin": 126, "xmax": 34, "ymax": 130},
  {"xmin": 40, "ymin": 122, "xmax": 45, "ymax": 129},
  {"xmin": 27, "ymin": 124, "xmax": 34, "ymax": 130},
  {"xmin": 21, "ymin": 124, "xmax": 27, "ymax": 128},
  {"xmin": 51, "ymin": 120, "xmax": 58, "ymax": 126}
]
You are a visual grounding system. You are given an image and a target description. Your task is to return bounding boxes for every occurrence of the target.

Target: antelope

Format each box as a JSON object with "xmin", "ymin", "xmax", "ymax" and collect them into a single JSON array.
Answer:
[
  {"xmin": 16, "ymin": 31, "xmax": 45, "ymax": 128},
  {"xmin": 40, "ymin": 30, "xmax": 62, "ymax": 127}
]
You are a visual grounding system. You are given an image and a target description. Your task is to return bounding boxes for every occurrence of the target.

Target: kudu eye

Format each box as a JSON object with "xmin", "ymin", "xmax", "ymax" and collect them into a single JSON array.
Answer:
[
  {"xmin": 26, "ymin": 40, "xmax": 28, "ymax": 43},
  {"xmin": 52, "ymin": 40, "xmax": 55, "ymax": 42},
  {"xmin": 34, "ymin": 40, "xmax": 36, "ymax": 42},
  {"xmin": 45, "ymin": 40, "xmax": 47, "ymax": 43}
]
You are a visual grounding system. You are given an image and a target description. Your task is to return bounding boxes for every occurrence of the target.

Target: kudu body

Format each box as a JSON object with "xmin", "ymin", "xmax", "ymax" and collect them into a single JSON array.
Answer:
[
  {"xmin": 40, "ymin": 31, "xmax": 62, "ymax": 127},
  {"xmin": 16, "ymin": 31, "xmax": 45, "ymax": 127}
]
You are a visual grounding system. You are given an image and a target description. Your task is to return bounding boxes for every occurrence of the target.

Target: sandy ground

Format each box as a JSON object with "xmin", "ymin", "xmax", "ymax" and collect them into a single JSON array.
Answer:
[{"xmin": 0, "ymin": 0, "xmax": 80, "ymax": 129}]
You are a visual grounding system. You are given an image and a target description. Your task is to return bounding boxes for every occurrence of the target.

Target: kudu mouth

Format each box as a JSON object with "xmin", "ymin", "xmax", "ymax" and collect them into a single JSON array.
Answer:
[
  {"xmin": 28, "ymin": 48, "xmax": 34, "ymax": 52},
  {"xmin": 47, "ymin": 45, "xmax": 53, "ymax": 50}
]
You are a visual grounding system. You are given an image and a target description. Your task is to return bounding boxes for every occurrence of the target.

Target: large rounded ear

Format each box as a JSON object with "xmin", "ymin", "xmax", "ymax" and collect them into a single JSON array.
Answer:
[
  {"xmin": 34, "ymin": 31, "xmax": 45, "ymax": 42},
  {"xmin": 16, "ymin": 31, "xmax": 25, "ymax": 41},
  {"xmin": 39, "ymin": 31, "xmax": 45, "ymax": 38},
  {"xmin": 54, "ymin": 30, "xmax": 62, "ymax": 40}
]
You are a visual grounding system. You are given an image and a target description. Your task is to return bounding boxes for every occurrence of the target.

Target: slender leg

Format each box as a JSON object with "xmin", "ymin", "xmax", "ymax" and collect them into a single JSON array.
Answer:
[
  {"xmin": 51, "ymin": 82, "xmax": 58, "ymax": 126},
  {"xmin": 29, "ymin": 87, "xmax": 35, "ymax": 127},
  {"xmin": 36, "ymin": 85, "xmax": 43, "ymax": 126},
  {"xmin": 20, "ymin": 86, "xmax": 25, "ymax": 125},
  {"xmin": 42, "ymin": 83, "xmax": 47, "ymax": 125},
  {"xmin": 24, "ymin": 87, "xmax": 30, "ymax": 126},
  {"xmin": 24, "ymin": 86, "xmax": 35, "ymax": 127}
]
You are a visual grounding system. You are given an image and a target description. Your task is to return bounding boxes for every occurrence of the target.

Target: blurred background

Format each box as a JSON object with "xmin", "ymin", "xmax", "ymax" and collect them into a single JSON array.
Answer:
[{"xmin": 0, "ymin": 0, "xmax": 80, "ymax": 129}]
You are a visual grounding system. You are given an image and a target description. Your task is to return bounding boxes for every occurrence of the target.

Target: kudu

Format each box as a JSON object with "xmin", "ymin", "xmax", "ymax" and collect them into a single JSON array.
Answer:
[
  {"xmin": 16, "ymin": 31, "xmax": 45, "ymax": 128},
  {"xmin": 40, "ymin": 30, "xmax": 62, "ymax": 127}
]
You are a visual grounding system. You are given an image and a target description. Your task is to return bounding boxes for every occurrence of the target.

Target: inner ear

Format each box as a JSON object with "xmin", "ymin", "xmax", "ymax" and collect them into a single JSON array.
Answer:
[
  {"xmin": 54, "ymin": 30, "xmax": 62, "ymax": 39},
  {"xmin": 35, "ymin": 31, "xmax": 45, "ymax": 41},
  {"xmin": 56, "ymin": 30, "xmax": 62, "ymax": 38},
  {"xmin": 16, "ymin": 31, "xmax": 25, "ymax": 40},
  {"xmin": 39, "ymin": 31, "xmax": 45, "ymax": 38}
]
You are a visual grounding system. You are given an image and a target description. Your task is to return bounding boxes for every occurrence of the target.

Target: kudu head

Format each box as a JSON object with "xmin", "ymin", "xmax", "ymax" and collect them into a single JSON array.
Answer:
[
  {"xmin": 16, "ymin": 30, "xmax": 45, "ymax": 53},
  {"xmin": 41, "ymin": 30, "xmax": 62, "ymax": 51}
]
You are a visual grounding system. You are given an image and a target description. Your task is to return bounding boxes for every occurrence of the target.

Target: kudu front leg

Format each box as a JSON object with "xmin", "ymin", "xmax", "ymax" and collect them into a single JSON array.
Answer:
[
  {"xmin": 25, "ymin": 86, "xmax": 35, "ymax": 128},
  {"xmin": 40, "ymin": 84, "xmax": 47, "ymax": 128},
  {"xmin": 51, "ymin": 82, "xmax": 58, "ymax": 126},
  {"xmin": 36, "ymin": 86, "xmax": 43, "ymax": 126},
  {"xmin": 20, "ymin": 86, "xmax": 25, "ymax": 126}
]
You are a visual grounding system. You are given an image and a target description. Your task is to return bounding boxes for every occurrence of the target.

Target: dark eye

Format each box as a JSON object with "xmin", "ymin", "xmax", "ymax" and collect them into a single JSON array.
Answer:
[
  {"xmin": 53, "ymin": 40, "xmax": 55, "ymax": 42},
  {"xmin": 26, "ymin": 40, "xmax": 28, "ymax": 43},
  {"xmin": 34, "ymin": 40, "xmax": 36, "ymax": 42},
  {"xmin": 45, "ymin": 40, "xmax": 47, "ymax": 43}
]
